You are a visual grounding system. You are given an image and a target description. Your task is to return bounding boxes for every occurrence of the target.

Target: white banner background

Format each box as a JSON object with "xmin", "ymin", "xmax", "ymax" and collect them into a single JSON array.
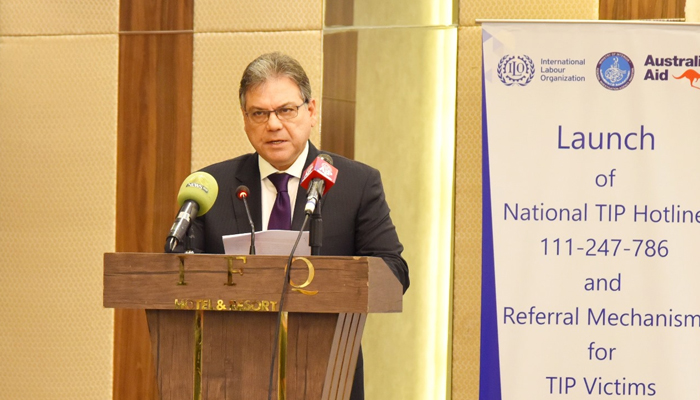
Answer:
[{"xmin": 482, "ymin": 21, "xmax": 700, "ymax": 398}]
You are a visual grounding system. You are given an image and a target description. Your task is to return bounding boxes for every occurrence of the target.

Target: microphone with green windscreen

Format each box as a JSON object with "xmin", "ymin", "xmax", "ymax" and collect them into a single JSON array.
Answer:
[{"xmin": 165, "ymin": 171, "xmax": 218, "ymax": 252}]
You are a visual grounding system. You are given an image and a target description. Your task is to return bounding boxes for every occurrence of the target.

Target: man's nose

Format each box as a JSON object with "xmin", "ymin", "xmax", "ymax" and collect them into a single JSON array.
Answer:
[{"xmin": 266, "ymin": 111, "xmax": 283, "ymax": 129}]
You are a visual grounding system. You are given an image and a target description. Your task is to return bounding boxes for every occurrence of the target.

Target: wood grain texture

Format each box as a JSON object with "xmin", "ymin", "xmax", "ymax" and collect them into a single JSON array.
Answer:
[
  {"xmin": 103, "ymin": 254, "xmax": 403, "ymax": 313},
  {"xmin": 116, "ymin": 32, "xmax": 193, "ymax": 253},
  {"xmin": 325, "ymin": 0, "xmax": 354, "ymax": 27},
  {"xmin": 146, "ymin": 310, "xmax": 197, "ymax": 400},
  {"xmin": 321, "ymin": 31, "xmax": 358, "ymax": 159},
  {"xmin": 322, "ymin": 32, "xmax": 358, "ymax": 102},
  {"xmin": 120, "ymin": 0, "xmax": 194, "ymax": 31},
  {"xmin": 320, "ymin": 98, "xmax": 356, "ymax": 159},
  {"xmin": 599, "ymin": 0, "xmax": 685, "ymax": 19},
  {"xmin": 201, "ymin": 312, "xmax": 279, "ymax": 399},
  {"xmin": 113, "ymin": 310, "xmax": 159, "ymax": 400},
  {"xmin": 129, "ymin": 309, "xmax": 365, "ymax": 399},
  {"xmin": 105, "ymin": 252, "xmax": 393, "ymax": 398},
  {"xmin": 286, "ymin": 313, "xmax": 338, "ymax": 399},
  {"xmin": 321, "ymin": 313, "xmax": 366, "ymax": 400},
  {"xmin": 114, "ymin": 2, "xmax": 194, "ymax": 399}
]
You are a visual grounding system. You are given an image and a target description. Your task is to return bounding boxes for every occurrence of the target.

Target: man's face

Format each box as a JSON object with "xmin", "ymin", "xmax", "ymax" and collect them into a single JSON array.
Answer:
[{"xmin": 242, "ymin": 76, "xmax": 317, "ymax": 171}]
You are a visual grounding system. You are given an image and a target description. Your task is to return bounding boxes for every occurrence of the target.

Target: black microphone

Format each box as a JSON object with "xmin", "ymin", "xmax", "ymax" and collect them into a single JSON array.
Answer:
[
  {"xmin": 165, "ymin": 172, "xmax": 219, "ymax": 252},
  {"xmin": 235, "ymin": 185, "xmax": 256, "ymax": 255},
  {"xmin": 300, "ymin": 154, "xmax": 338, "ymax": 215}
]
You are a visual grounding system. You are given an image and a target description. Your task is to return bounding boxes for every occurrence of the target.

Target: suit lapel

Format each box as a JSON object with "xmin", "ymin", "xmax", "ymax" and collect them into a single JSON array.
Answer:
[
  {"xmin": 233, "ymin": 143, "xmax": 317, "ymax": 232},
  {"xmin": 232, "ymin": 154, "xmax": 262, "ymax": 233},
  {"xmin": 291, "ymin": 142, "xmax": 319, "ymax": 230}
]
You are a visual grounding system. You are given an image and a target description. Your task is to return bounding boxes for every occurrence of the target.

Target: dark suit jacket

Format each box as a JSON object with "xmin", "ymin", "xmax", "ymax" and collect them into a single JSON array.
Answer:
[
  {"xmin": 188, "ymin": 142, "xmax": 409, "ymax": 400},
  {"xmin": 190, "ymin": 142, "xmax": 409, "ymax": 291}
]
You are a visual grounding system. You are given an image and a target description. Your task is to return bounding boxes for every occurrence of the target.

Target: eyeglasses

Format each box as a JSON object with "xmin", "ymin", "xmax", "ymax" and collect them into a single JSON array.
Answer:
[{"xmin": 245, "ymin": 100, "xmax": 308, "ymax": 124}]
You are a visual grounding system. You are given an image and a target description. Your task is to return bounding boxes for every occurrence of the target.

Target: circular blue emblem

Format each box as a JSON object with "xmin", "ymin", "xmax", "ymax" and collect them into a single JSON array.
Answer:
[
  {"xmin": 498, "ymin": 55, "xmax": 535, "ymax": 86},
  {"xmin": 596, "ymin": 52, "xmax": 634, "ymax": 90}
]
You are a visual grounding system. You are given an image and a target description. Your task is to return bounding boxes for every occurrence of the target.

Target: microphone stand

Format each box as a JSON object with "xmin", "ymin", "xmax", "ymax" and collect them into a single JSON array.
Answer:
[
  {"xmin": 267, "ymin": 215, "xmax": 311, "ymax": 400},
  {"xmin": 164, "ymin": 228, "xmax": 196, "ymax": 254},
  {"xmin": 184, "ymin": 229, "xmax": 196, "ymax": 254},
  {"xmin": 309, "ymin": 200, "xmax": 323, "ymax": 255},
  {"xmin": 241, "ymin": 196, "xmax": 256, "ymax": 255}
]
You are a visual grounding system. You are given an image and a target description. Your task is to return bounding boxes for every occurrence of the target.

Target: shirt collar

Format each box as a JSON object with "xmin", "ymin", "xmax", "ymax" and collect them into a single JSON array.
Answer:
[{"xmin": 258, "ymin": 141, "xmax": 309, "ymax": 180}]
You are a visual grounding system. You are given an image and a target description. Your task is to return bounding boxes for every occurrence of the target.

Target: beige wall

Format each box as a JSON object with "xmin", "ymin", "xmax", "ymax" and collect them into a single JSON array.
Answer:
[
  {"xmin": 354, "ymin": 26, "xmax": 457, "ymax": 400},
  {"xmin": 0, "ymin": 1, "xmax": 119, "ymax": 399},
  {"xmin": 687, "ymin": 0, "xmax": 700, "ymax": 20}
]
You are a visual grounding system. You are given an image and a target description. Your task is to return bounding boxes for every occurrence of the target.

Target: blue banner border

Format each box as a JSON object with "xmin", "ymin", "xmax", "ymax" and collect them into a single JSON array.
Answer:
[{"xmin": 479, "ymin": 37, "xmax": 502, "ymax": 400}]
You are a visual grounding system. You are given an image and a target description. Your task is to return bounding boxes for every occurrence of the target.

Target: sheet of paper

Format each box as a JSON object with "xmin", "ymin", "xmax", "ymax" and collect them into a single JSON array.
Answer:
[{"xmin": 222, "ymin": 230, "xmax": 310, "ymax": 256}]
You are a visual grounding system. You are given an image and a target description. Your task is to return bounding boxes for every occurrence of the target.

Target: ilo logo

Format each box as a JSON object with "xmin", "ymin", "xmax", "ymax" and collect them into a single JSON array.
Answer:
[
  {"xmin": 497, "ymin": 55, "xmax": 535, "ymax": 86},
  {"xmin": 596, "ymin": 52, "xmax": 634, "ymax": 90}
]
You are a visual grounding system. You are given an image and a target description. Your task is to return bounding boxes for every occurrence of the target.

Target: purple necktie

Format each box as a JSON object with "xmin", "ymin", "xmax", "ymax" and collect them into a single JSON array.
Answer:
[{"xmin": 267, "ymin": 173, "xmax": 292, "ymax": 230}]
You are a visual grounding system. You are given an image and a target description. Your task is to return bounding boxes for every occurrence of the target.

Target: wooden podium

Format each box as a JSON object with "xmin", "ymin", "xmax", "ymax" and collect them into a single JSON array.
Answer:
[{"xmin": 103, "ymin": 253, "xmax": 402, "ymax": 400}]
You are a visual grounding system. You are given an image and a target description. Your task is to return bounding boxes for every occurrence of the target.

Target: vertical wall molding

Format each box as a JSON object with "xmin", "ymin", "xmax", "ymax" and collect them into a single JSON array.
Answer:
[
  {"xmin": 599, "ymin": 0, "xmax": 686, "ymax": 19},
  {"xmin": 114, "ymin": 1, "xmax": 194, "ymax": 399},
  {"xmin": 321, "ymin": 31, "xmax": 358, "ymax": 159}
]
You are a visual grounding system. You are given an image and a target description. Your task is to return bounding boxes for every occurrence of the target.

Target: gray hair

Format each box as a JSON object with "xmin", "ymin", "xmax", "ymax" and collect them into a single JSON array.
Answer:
[{"xmin": 239, "ymin": 52, "xmax": 312, "ymax": 109}]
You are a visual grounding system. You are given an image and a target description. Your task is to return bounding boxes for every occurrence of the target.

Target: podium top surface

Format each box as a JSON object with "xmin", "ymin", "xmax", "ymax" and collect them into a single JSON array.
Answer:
[{"xmin": 103, "ymin": 253, "xmax": 402, "ymax": 314}]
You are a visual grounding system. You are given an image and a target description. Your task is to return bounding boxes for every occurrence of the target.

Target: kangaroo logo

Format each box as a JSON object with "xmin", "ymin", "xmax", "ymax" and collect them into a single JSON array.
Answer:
[{"xmin": 673, "ymin": 69, "xmax": 700, "ymax": 89}]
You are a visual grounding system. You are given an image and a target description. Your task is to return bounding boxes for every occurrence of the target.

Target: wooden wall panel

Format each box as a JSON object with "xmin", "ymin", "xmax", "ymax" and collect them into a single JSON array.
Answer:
[
  {"xmin": 321, "ymin": 31, "xmax": 358, "ymax": 159},
  {"xmin": 116, "ymin": 32, "xmax": 194, "ymax": 252},
  {"xmin": 114, "ymin": 1, "xmax": 194, "ymax": 399},
  {"xmin": 325, "ymin": 0, "xmax": 355, "ymax": 26},
  {"xmin": 120, "ymin": 0, "xmax": 194, "ymax": 31},
  {"xmin": 599, "ymin": 0, "xmax": 686, "ymax": 19}
]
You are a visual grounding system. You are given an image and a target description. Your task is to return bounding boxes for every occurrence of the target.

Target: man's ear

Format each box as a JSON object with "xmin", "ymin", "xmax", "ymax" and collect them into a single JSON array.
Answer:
[{"xmin": 307, "ymin": 98, "xmax": 318, "ymax": 127}]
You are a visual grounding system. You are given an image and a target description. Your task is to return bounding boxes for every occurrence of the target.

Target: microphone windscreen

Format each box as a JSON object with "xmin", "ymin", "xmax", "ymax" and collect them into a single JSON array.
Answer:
[
  {"xmin": 300, "ymin": 155, "xmax": 338, "ymax": 194},
  {"xmin": 177, "ymin": 171, "xmax": 219, "ymax": 216},
  {"xmin": 236, "ymin": 185, "xmax": 250, "ymax": 200}
]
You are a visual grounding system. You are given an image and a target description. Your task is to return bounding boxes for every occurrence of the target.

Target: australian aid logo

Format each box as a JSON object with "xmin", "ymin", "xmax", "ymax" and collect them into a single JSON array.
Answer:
[{"xmin": 644, "ymin": 54, "xmax": 700, "ymax": 90}]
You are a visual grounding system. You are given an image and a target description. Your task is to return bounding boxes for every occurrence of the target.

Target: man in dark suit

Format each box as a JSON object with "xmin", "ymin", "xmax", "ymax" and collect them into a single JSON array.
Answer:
[{"xmin": 189, "ymin": 52, "xmax": 409, "ymax": 400}]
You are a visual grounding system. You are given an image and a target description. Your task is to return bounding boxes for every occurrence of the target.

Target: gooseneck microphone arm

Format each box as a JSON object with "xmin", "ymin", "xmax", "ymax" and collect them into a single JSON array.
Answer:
[
  {"xmin": 305, "ymin": 154, "xmax": 334, "ymax": 254},
  {"xmin": 185, "ymin": 229, "xmax": 196, "ymax": 253},
  {"xmin": 304, "ymin": 178, "xmax": 325, "ymax": 215},
  {"xmin": 267, "ymin": 214, "xmax": 311, "ymax": 400},
  {"xmin": 309, "ymin": 199, "xmax": 323, "ymax": 255},
  {"xmin": 242, "ymin": 196, "xmax": 256, "ymax": 255},
  {"xmin": 265, "ymin": 154, "xmax": 338, "ymax": 397},
  {"xmin": 235, "ymin": 185, "xmax": 256, "ymax": 255}
]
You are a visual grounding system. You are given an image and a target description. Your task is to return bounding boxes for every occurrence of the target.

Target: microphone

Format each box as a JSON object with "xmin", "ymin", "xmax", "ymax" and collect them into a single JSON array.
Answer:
[
  {"xmin": 166, "ymin": 171, "xmax": 219, "ymax": 252},
  {"xmin": 300, "ymin": 154, "xmax": 338, "ymax": 215},
  {"xmin": 235, "ymin": 185, "xmax": 256, "ymax": 255}
]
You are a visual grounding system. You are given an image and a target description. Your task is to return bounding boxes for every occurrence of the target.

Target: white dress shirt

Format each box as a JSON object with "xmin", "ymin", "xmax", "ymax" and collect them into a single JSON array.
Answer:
[{"xmin": 258, "ymin": 142, "xmax": 309, "ymax": 230}]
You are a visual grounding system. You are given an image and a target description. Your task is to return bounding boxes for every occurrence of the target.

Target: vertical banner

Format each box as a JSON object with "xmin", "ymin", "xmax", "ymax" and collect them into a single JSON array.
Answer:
[{"xmin": 481, "ymin": 21, "xmax": 700, "ymax": 399}]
